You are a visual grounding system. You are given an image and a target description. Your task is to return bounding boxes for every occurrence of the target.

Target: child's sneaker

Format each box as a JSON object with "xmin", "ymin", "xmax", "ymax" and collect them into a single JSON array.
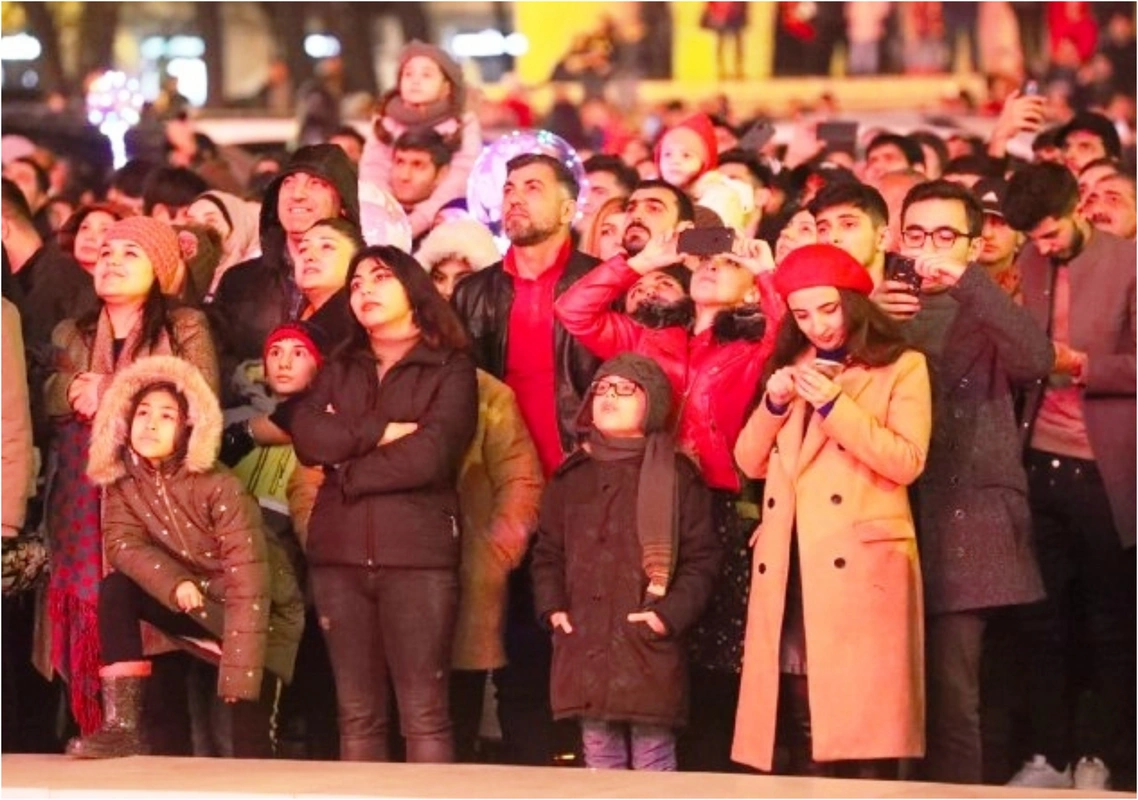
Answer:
[
  {"xmin": 1007, "ymin": 754, "xmax": 1073, "ymax": 788},
  {"xmin": 1073, "ymin": 756, "xmax": 1112, "ymax": 791}
]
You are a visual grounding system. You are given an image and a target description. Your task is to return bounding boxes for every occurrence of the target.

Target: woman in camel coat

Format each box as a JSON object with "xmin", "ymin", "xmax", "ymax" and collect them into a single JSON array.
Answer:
[{"xmin": 730, "ymin": 245, "xmax": 931, "ymax": 776}]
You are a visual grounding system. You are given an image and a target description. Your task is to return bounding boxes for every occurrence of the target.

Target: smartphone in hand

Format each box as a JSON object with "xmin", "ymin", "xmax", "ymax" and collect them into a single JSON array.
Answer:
[
  {"xmin": 678, "ymin": 227, "xmax": 737, "ymax": 257},
  {"xmin": 885, "ymin": 256, "xmax": 922, "ymax": 295}
]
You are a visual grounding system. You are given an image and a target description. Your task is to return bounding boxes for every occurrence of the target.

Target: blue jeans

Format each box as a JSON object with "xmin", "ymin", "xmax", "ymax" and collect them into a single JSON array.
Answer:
[{"xmin": 580, "ymin": 719, "xmax": 676, "ymax": 770}]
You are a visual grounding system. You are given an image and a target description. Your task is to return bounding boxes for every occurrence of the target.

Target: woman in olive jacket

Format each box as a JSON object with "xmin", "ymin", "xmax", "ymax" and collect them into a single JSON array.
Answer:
[{"xmin": 287, "ymin": 245, "xmax": 478, "ymax": 763}]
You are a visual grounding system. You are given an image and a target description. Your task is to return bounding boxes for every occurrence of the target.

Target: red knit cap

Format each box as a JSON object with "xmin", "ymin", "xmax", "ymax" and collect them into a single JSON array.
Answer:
[
  {"xmin": 263, "ymin": 321, "xmax": 326, "ymax": 369},
  {"xmin": 774, "ymin": 243, "xmax": 874, "ymax": 300},
  {"xmin": 104, "ymin": 217, "xmax": 185, "ymax": 296},
  {"xmin": 655, "ymin": 113, "xmax": 719, "ymax": 172}
]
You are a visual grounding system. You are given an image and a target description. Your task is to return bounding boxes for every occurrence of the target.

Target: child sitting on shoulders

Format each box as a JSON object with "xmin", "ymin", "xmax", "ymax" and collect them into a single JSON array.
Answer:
[{"xmin": 360, "ymin": 41, "xmax": 482, "ymax": 238}]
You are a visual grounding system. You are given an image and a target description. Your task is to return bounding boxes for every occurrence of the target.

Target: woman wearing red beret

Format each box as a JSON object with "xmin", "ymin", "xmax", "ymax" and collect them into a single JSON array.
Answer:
[{"xmin": 730, "ymin": 244, "xmax": 931, "ymax": 777}]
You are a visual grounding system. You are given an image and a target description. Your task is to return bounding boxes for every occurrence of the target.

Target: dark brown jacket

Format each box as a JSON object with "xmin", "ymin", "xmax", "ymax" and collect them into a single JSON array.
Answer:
[{"xmin": 531, "ymin": 450, "xmax": 720, "ymax": 728}]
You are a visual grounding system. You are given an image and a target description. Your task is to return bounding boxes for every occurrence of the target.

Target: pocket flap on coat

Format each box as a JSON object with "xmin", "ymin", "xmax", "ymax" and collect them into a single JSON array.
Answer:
[{"xmin": 854, "ymin": 516, "xmax": 916, "ymax": 542}]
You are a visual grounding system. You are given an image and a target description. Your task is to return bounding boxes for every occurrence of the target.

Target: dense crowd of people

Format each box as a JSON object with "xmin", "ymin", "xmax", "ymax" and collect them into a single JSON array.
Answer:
[{"xmin": 1, "ymin": 20, "xmax": 1135, "ymax": 793}]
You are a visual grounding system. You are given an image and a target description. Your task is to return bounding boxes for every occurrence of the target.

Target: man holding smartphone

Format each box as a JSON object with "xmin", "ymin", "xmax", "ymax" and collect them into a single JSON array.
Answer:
[{"xmin": 882, "ymin": 180, "xmax": 1054, "ymax": 785}]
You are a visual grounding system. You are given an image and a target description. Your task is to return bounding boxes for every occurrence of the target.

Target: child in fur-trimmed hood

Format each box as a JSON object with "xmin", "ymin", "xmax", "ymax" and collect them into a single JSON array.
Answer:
[{"xmin": 67, "ymin": 355, "xmax": 303, "ymax": 760}]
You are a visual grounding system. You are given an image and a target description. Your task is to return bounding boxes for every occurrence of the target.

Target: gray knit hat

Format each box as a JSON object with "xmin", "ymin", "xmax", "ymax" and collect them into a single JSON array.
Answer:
[{"xmin": 399, "ymin": 40, "xmax": 466, "ymax": 110}]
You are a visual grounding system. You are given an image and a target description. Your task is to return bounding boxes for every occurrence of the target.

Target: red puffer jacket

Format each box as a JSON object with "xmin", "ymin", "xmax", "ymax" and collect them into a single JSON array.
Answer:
[{"xmin": 555, "ymin": 256, "xmax": 782, "ymax": 492}]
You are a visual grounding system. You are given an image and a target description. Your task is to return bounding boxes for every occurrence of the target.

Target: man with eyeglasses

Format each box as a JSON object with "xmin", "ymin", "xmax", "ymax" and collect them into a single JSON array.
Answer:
[
  {"xmin": 877, "ymin": 179, "xmax": 1054, "ymax": 785},
  {"xmin": 1000, "ymin": 162, "xmax": 1136, "ymax": 791}
]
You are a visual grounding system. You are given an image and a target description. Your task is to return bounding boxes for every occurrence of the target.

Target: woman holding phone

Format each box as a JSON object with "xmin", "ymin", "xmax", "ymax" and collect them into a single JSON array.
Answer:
[{"xmin": 730, "ymin": 243, "xmax": 931, "ymax": 777}]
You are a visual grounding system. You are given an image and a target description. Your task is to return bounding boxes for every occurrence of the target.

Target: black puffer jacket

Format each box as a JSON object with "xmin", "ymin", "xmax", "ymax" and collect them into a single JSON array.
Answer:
[
  {"xmin": 208, "ymin": 145, "xmax": 360, "ymax": 374},
  {"xmin": 452, "ymin": 250, "xmax": 602, "ymax": 455},
  {"xmin": 288, "ymin": 342, "xmax": 478, "ymax": 569}
]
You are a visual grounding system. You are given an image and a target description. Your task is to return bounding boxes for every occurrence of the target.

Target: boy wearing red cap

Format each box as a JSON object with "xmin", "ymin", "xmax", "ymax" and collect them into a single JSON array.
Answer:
[
  {"xmin": 219, "ymin": 321, "xmax": 326, "ymax": 521},
  {"xmin": 733, "ymin": 243, "xmax": 931, "ymax": 777},
  {"xmin": 656, "ymin": 113, "xmax": 752, "ymax": 231}
]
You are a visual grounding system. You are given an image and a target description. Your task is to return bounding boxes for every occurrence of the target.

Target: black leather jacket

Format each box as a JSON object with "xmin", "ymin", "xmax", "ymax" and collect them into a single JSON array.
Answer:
[{"xmin": 452, "ymin": 249, "xmax": 601, "ymax": 456}]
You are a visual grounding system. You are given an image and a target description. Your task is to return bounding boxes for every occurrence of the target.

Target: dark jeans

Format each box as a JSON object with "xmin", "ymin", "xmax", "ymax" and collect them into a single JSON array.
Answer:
[
  {"xmin": 98, "ymin": 570, "xmax": 214, "ymax": 663},
  {"xmin": 1014, "ymin": 451, "xmax": 1136, "ymax": 777},
  {"xmin": 450, "ymin": 669, "xmax": 488, "ymax": 763},
  {"xmin": 925, "ymin": 611, "xmax": 987, "ymax": 784},
  {"xmin": 493, "ymin": 550, "xmax": 555, "ymax": 765},
  {"xmin": 98, "ymin": 571, "xmax": 279, "ymax": 758},
  {"xmin": 310, "ymin": 564, "xmax": 458, "ymax": 763}
]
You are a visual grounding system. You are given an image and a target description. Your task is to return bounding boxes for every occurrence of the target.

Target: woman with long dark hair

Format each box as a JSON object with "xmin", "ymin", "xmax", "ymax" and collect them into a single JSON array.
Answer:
[
  {"xmin": 43, "ymin": 216, "xmax": 218, "ymax": 737},
  {"xmin": 730, "ymin": 244, "xmax": 931, "ymax": 777},
  {"xmin": 288, "ymin": 245, "xmax": 478, "ymax": 763}
]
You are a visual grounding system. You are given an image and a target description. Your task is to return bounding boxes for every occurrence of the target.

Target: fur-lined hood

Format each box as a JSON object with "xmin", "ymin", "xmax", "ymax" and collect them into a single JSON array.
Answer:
[{"xmin": 87, "ymin": 355, "xmax": 223, "ymax": 487}]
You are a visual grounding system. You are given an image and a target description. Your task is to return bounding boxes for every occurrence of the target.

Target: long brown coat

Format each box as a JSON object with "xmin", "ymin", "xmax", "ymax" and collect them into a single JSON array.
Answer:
[
  {"xmin": 731, "ymin": 349, "xmax": 931, "ymax": 771},
  {"xmin": 88, "ymin": 356, "xmax": 304, "ymax": 702}
]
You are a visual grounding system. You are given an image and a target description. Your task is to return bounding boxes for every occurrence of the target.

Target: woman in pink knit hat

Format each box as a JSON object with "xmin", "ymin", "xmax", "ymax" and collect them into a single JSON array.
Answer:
[{"xmin": 40, "ymin": 215, "xmax": 219, "ymax": 738}]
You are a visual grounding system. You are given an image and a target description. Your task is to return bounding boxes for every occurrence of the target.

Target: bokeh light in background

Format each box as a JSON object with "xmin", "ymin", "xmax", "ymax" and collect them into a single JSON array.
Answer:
[
  {"xmin": 467, "ymin": 129, "xmax": 588, "ymax": 251},
  {"xmin": 85, "ymin": 71, "xmax": 145, "ymax": 169}
]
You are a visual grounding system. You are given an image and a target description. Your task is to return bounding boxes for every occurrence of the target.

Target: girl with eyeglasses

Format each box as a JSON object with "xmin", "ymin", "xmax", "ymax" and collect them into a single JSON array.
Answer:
[{"xmin": 730, "ymin": 244, "xmax": 931, "ymax": 778}]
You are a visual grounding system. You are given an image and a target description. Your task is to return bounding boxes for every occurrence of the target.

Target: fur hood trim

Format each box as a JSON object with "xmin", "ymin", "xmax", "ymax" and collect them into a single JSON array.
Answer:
[
  {"xmin": 87, "ymin": 355, "xmax": 223, "ymax": 486},
  {"xmin": 711, "ymin": 303, "xmax": 767, "ymax": 343},
  {"xmin": 413, "ymin": 218, "xmax": 501, "ymax": 273}
]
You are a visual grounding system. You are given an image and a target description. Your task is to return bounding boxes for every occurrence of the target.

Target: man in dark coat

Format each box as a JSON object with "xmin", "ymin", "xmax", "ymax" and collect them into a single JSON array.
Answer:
[
  {"xmin": 209, "ymin": 144, "xmax": 359, "ymax": 386},
  {"xmin": 451, "ymin": 153, "xmax": 601, "ymax": 766},
  {"xmin": 885, "ymin": 180, "xmax": 1053, "ymax": 785}
]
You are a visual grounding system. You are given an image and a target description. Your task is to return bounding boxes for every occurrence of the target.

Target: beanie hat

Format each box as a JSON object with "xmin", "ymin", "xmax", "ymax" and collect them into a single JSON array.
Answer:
[
  {"xmin": 1057, "ymin": 112, "xmax": 1122, "ymax": 160},
  {"xmin": 104, "ymin": 217, "xmax": 185, "ymax": 296},
  {"xmin": 774, "ymin": 243, "xmax": 874, "ymax": 300},
  {"xmin": 398, "ymin": 40, "xmax": 466, "ymax": 111},
  {"xmin": 414, "ymin": 219, "xmax": 501, "ymax": 273},
  {"xmin": 656, "ymin": 113, "xmax": 719, "ymax": 172},
  {"xmin": 263, "ymin": 321, "xmax": 328, "ymax": 369}
]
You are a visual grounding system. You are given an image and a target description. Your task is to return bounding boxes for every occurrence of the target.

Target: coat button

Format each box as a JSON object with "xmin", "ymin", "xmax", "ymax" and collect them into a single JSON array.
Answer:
[
  {"xmin": 757, "ymin": 563, "xmax": 766, "ymax": 574},
  {"xmin": 834, "ymin": 558, "xmax": 846, "ymax": 568},
  {"xmin": 949, "ymin": 475, "xmax": 959, "ymax": 487},
  {"xmin": 954, "ymin": 509, "xmax": 966, "ymax": 520},
  {"xmin": 830, "ymin": 494, "xmax": 842, "ymax": 505},
  {"xmin": 767, "ymin": 497, "xmax": 775, "ymax": 509}
]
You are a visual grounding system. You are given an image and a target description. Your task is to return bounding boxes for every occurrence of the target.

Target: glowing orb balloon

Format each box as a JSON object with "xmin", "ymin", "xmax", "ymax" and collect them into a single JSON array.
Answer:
[
  {"xmin": 466, "ymin": 129, "xmax": 589, "ymax": 242},
  {"xmin": 359, "ymin": 181, "xmax": 413, "ymax": 253}
]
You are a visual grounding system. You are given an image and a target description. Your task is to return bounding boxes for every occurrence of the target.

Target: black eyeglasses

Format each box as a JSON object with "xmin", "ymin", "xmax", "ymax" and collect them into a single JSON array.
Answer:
[
  {"xmin": 591, "ymin": 380, "xmax": 640, "ymax": 398},
  {"xmin": 900, "ymin": 226, "xmax": 974, "ymax": 250}
]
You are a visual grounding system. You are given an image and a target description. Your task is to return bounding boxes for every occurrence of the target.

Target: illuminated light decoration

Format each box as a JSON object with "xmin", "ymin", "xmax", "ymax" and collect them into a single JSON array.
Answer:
[
  {"xmin": 450, "ymin": 29, "xmax": 529, "ymax": 59},
  {"xmin": 0, "ymin": 33, "xmax": 43, "ymax": 62},
  {"xmin": 85, "ymin": 70, "xmax": 145, "ymax": 169},
  {"xmin": 304, "ymin": 34, "xmax": 341, "ymax": 59},
  {"xmin": 467, "ymin": 129, "xmax": 589, "ymax": 251}
]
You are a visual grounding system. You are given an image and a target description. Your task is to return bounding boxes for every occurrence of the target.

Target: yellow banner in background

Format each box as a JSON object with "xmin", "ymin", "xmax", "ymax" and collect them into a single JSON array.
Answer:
[{"xmin": 513, "ymin": 1, "xmax": 775, "ymax": 86}]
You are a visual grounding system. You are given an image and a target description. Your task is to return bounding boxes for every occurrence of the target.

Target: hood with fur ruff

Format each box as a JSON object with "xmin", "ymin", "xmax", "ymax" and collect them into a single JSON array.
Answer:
[{"xmin": 87, "ymin": 355, "xmax": 223, "ymax": 486}]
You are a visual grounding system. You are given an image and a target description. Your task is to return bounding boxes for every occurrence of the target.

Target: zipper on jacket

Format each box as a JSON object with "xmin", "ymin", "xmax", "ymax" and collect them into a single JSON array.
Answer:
[{"xmin": 155, "ymin": 472, "xmax": 195, "ymax": 562}]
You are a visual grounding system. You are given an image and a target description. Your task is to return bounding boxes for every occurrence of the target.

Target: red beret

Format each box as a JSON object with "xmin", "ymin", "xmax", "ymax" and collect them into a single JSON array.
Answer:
[{"xmin": 774, "ymin": 243, "xmax": 875, "ymax": 300}]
